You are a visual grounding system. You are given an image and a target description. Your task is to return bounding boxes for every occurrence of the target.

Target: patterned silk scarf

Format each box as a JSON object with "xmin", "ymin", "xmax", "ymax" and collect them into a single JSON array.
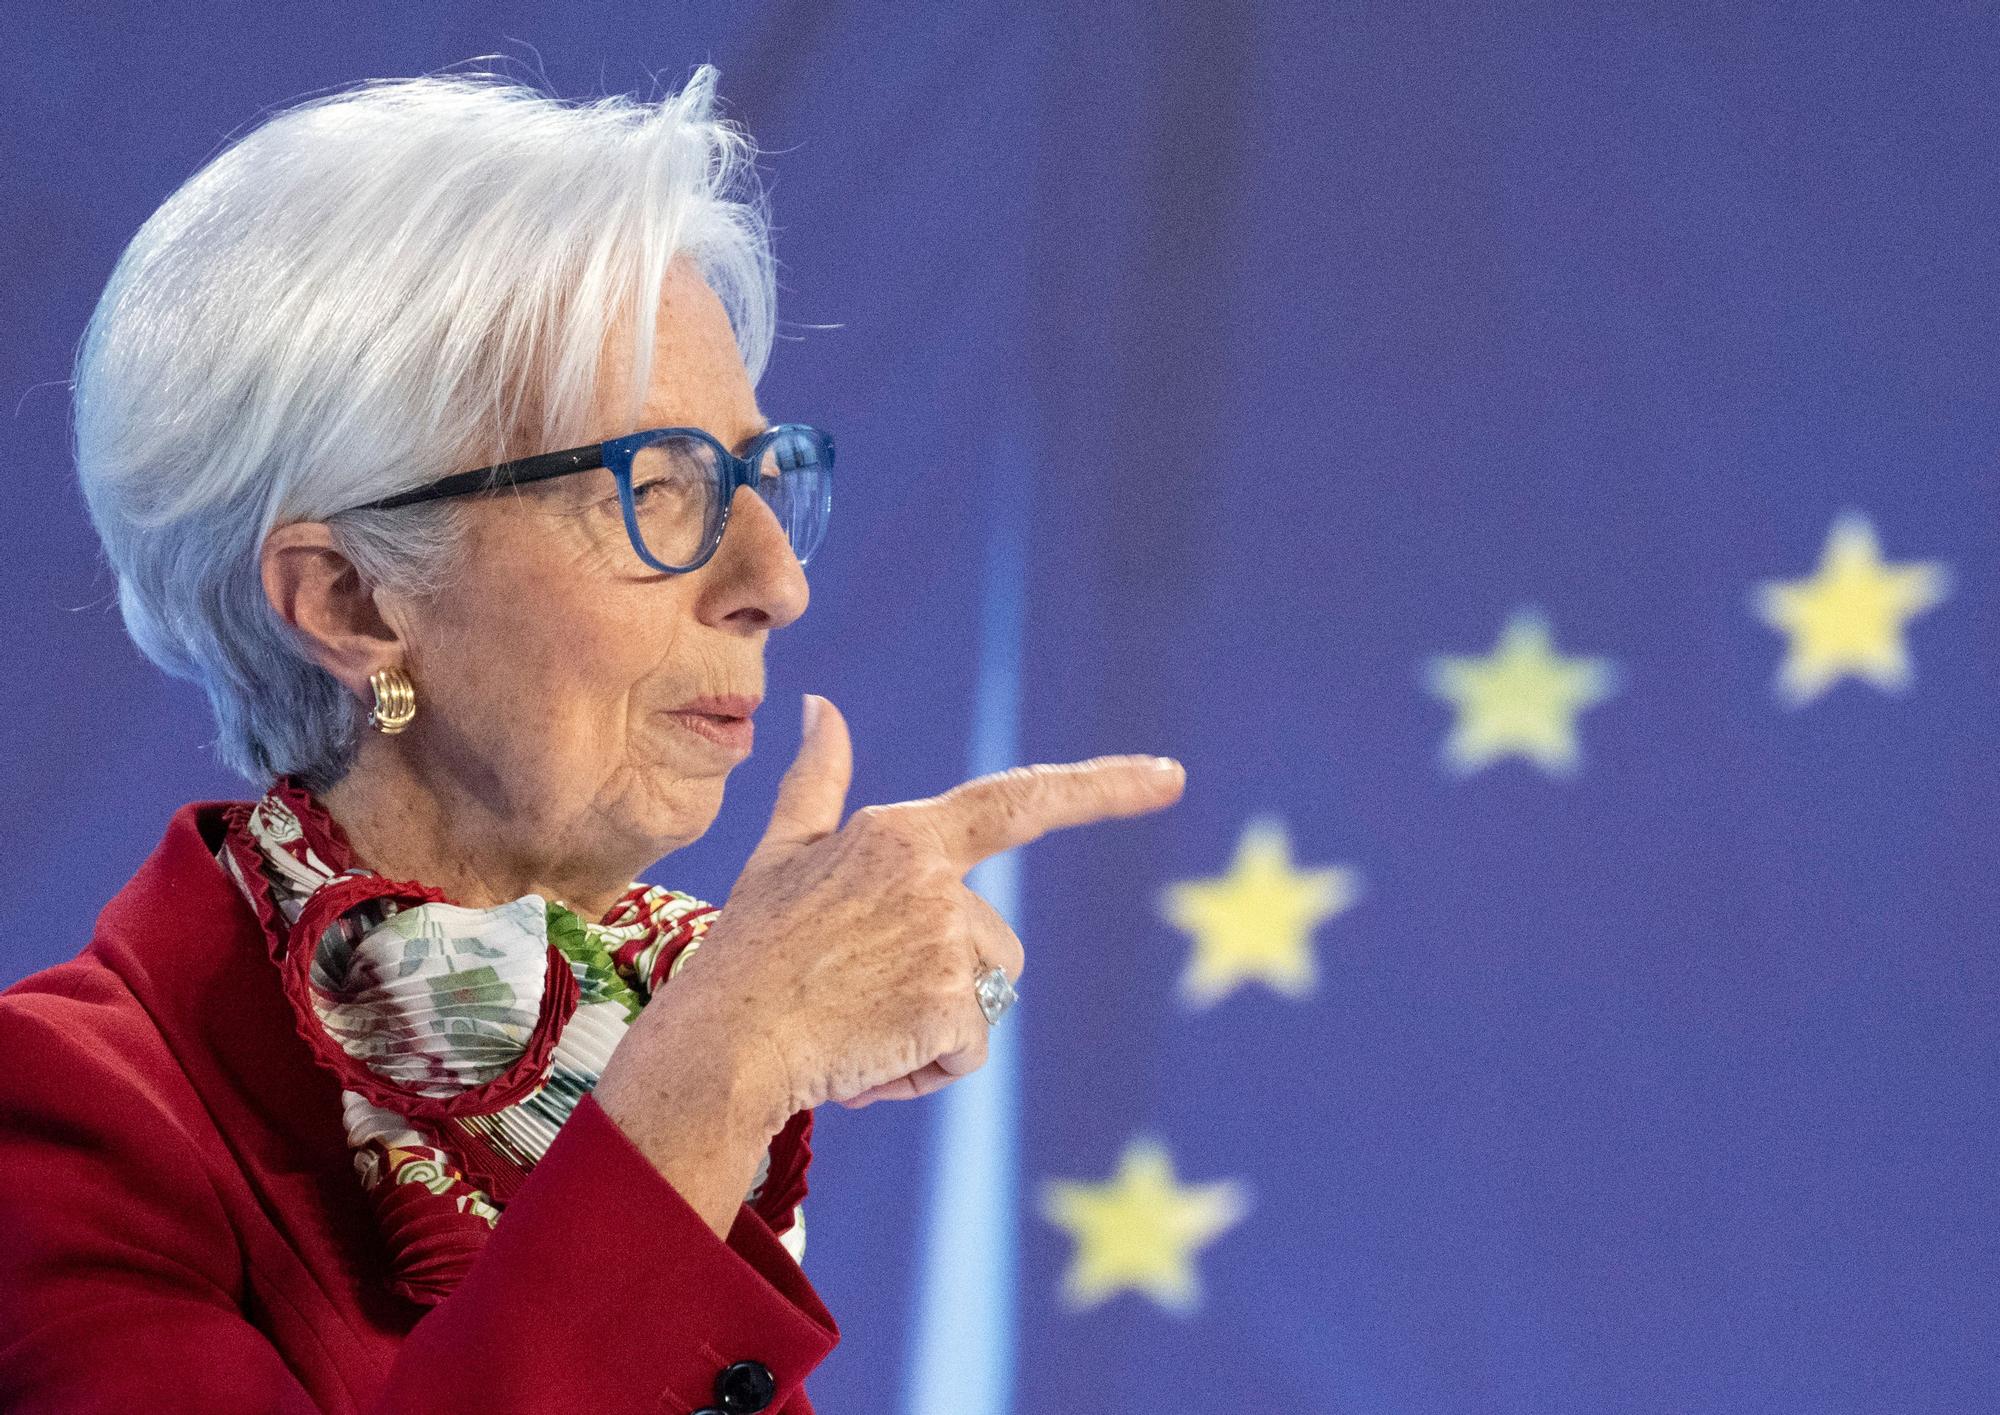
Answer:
[{"xmin": 219, "ymin": 779, "xmax": 810, "ymax": 1304}]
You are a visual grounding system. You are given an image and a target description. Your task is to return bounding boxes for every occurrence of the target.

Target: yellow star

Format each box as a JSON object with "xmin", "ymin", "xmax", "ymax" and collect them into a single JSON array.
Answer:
[
  {"xmin": 1753, "ymin": 513, "xmax": 1951, "ymax": 705},
  {"xmin": 1161, "ymin": 819, "xmax": 1358, "ymax": 1008},
  {"xmin": 1426, "ymin": 610, "xmax": 1617, "ymax": 775},
  {"xmin": 1040, "ymin": 1138, "xmax": 1250, "ymax": 1313}
]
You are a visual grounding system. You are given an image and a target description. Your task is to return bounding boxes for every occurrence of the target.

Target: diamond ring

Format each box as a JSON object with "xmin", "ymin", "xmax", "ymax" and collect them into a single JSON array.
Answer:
[{"xmin": 974, "ymin": 965, "xmax": 1018, "ymax": 1025}]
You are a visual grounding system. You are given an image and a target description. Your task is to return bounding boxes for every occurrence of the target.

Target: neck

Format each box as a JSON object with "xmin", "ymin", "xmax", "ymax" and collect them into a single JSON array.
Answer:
[{"xmin": 318, "ymin": 741, "xmax": 636, "ymax": 920}]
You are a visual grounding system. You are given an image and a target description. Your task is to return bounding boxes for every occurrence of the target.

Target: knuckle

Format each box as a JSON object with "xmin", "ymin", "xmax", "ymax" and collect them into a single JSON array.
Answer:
[
  {"xmin": 849, "ymin": 802, "xmax": 899, "ymax": 837},
  {"xmin": 914, "ymin": 1017, "xmax": 959, "ymax": 1064},
  {"xmin": 950, "ymin": 1032, "xmax": 991, "ymax": 1077},
  {"xmin": 1000, "ymin": 929, "xmax": 1026, "ymax": 981},
  {"xmin": 998, "ymin": 764, "xmax": 1053, "ymax": 802},
  {"xmin": 965, "ymin": 894, "xmax": 1025, "ymax": 976}
]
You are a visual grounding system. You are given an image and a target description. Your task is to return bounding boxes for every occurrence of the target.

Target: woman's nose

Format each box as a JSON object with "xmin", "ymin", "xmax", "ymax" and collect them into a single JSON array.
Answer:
[{"xmin": 699, "ymin": 483, "xmax": 810, "ymax": 630}]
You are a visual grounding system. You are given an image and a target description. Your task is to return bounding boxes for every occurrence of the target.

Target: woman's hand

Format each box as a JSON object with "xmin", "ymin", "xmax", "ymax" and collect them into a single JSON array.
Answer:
[
  {"xmin": 595, "ymin": 695, "xmax": 1185, "ymax": 1233},
  {"xmin": 688, "ymin": 694, "xmax": 1185, "ymax": 1116}
]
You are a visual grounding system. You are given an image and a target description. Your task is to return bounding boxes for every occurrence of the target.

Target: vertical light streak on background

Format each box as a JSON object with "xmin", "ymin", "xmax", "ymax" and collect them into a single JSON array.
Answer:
[{"xmin": 903, "ymin": 442, "xmax": 1029, "ymax": 1415}]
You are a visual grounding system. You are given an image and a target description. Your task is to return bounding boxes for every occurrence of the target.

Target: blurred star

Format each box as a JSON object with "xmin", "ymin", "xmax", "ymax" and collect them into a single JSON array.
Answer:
[
  {"xmin": 1040, "ymin": 1138, "xmax": 1250, "ymax": 1314},
  {"xmin": 1162, "ymin": 818, "xmax": 1359, "ymax": 1008},
  {"xmin": 1426, "ymin": 610, "xmax": 1617, "ymax": 775},
  {"xmin": 1753, "ymin": 513, "xmax": 1951, "ymax": 705}
]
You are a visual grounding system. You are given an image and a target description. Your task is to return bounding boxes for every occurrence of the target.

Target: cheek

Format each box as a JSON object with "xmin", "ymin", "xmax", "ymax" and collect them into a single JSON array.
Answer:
[{"xmin": 410, "ymin": 568, "xmax": 686, "ymax": 787}]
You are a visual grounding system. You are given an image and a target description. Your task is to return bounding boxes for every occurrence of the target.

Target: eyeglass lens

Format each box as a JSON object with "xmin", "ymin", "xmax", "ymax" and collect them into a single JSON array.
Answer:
[{"xmin": 626, "ymin": 428, "xmax": 832, "ymax": 568}]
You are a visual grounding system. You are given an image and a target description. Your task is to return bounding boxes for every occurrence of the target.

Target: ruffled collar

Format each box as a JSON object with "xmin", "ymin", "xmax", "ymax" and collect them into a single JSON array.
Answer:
[{"xmin": 218, "ymin": 778, "xmax": 809, "ymax": 1303}]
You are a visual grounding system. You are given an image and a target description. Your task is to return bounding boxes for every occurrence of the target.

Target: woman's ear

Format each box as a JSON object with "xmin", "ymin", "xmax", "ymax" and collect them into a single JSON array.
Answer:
[{"xmin": 261, "ymin": 522, "xmax": 404, "ymax": 699}]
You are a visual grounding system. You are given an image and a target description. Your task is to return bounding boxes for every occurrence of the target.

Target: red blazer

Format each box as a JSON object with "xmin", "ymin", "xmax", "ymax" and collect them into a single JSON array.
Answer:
[{"xmin": 0, "ymin": 804, "xmax": 838, "ymax": 1413}]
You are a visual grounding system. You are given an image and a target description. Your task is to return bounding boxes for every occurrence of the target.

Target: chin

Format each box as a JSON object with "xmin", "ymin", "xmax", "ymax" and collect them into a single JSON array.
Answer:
[{"xmin": 627, "ymin": 771, "xmax": 729, "ymax": 860}]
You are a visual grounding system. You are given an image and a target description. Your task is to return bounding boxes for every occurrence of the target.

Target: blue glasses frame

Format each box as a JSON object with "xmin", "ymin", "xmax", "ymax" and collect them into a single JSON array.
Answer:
[{"xmin": 350, "ymin": 423, "xmax": 835, "ymax": 574}]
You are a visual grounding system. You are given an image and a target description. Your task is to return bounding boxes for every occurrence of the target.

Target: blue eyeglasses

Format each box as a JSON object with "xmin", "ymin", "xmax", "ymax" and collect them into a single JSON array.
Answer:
[{"xmin": 350, "ymin": 423, "xmax": 835, "ymax": 574}]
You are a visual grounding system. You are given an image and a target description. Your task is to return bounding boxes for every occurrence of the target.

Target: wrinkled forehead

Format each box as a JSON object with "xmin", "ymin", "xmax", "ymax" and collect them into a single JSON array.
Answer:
[{"xmin": 594, "ymin": 259, "xmax": 766, "ymax": 449}]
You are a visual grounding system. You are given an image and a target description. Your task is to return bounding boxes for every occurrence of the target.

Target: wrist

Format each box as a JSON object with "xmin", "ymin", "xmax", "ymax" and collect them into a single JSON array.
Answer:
[
  {"xmin": 586, "ymin": 991, "xmax": 792, "ymax": 1239},
  {"xmin": 700, "ymin": 1019, "xmax": 797, "ymax": 1149}
]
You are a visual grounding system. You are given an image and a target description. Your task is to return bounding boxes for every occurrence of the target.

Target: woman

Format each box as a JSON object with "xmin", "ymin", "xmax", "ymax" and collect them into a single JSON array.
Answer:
[{"xmin": 0, "ymin": 67, "xmax": 1183, "ymax": 1414}]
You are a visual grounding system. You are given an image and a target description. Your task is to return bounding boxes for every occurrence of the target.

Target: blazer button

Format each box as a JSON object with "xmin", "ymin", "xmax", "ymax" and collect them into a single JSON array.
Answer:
[{"xmin": 715, "ymin": 1358, "xmax": 777, "ymax": 1412}]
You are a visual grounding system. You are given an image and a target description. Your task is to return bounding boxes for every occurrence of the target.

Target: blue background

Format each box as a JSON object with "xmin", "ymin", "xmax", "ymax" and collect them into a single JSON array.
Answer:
[{"xmin": 5, "ymin": 4, "xmax": 1996, "ymax": 1410}]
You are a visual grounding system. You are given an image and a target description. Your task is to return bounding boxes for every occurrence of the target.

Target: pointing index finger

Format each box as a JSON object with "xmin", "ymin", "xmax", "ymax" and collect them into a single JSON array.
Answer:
[{"xmin": 923, "ymin": 755, "xmax": 1186, "ymax": 872}]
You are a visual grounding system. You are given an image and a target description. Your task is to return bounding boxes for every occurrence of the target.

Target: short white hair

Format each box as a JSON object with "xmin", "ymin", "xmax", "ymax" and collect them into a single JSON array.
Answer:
[{"xmin": 74, "ymin": 65, "xmax": 773, "ymax": 786}]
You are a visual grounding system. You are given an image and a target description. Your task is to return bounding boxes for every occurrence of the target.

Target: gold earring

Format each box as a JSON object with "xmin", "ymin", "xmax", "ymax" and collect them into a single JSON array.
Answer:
[{"xmin": 367, "ymin": 667, "xmax": 416, "ymax": 735}]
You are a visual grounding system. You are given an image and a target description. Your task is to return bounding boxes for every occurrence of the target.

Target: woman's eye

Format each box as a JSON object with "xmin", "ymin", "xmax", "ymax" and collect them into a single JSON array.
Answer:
[{"xmin": 632, "ymin": 473, "xmax": 700, "ymax": 503}]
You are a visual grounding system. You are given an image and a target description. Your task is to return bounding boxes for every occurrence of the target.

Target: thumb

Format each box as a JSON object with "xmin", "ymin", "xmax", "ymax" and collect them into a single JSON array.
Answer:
[{"xmin": 753, "ymin": 694, "xmax": 854, "ymax": 858}]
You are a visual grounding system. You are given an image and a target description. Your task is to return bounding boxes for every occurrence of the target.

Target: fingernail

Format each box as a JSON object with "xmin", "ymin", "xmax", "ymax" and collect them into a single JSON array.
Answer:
[
  {"xmin": 1151, "ymin": 756, "xmax": 1184, "ymax": 777},
  {"xmin": 802, "ymin": 693, "xmax": 823, "ymax": 735}
]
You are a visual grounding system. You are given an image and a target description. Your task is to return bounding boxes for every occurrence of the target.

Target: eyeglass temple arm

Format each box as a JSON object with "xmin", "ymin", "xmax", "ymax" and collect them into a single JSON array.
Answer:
[{"xmin": 358, "ymin": 445, "xmax": 610, "ymax": 512}]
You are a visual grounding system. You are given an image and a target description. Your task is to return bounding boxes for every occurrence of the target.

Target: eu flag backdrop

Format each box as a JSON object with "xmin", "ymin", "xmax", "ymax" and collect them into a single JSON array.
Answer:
[{"xmin": 4, "ymin": 4, "xmax": 1996, "ymax": 1411}]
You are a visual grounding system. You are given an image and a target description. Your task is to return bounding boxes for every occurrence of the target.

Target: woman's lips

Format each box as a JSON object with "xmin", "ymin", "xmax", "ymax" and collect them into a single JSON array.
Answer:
[{"xmin": 664, "ymin": 709, "xmax": 755, "ymax": 756}]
